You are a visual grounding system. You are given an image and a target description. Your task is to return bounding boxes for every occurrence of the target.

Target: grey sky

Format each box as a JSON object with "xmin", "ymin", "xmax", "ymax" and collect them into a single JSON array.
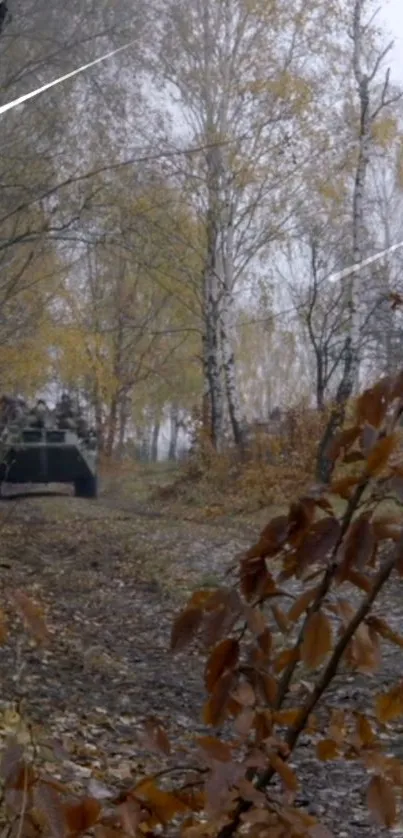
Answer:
[{"xmin": 381, "ymin": 0, "xmax": 403, "ymax": 81}]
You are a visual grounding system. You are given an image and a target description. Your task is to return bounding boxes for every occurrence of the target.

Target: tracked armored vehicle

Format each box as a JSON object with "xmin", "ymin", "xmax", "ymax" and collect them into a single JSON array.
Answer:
[{"xmin": 0, "ymin": 423, "xmax": 98, "ymax": 498}]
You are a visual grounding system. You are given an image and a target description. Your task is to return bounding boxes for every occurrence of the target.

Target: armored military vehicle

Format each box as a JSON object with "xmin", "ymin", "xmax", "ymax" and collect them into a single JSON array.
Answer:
[{"xmin": 0, "ymin": 423, "xmax": 98, "ymax": 498}]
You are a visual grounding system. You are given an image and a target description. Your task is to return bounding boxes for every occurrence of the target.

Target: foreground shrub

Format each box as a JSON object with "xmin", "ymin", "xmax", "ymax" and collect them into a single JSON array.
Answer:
[{"xmin": 3, "ymin": 373, "xmax": 403, "ymax": 836}]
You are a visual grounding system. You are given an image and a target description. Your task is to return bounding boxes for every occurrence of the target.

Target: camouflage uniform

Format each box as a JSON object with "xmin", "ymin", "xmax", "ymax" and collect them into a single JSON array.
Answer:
[
  {"xmin": 28, "ymin": 399, "xmax": 48, "ymax": 429},
  {"xmin": 76, "ymin": 411, "xmax": 88, "ymax": 438},
  {"xmin": 55, "ymin": 393, "xmax": 76, "ymax": 429}
]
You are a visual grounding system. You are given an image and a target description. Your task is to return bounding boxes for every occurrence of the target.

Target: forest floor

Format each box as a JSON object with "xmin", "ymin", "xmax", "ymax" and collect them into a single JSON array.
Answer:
[{"xmin": 0, "ymin": 463, "xmax": 403, "ymax": 837}]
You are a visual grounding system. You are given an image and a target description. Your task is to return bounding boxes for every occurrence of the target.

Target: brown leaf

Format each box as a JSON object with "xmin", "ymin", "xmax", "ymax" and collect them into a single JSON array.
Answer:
[
  {"xmin": 329, "ymin": 475, "xmax": 360, "ymax": 499},
  {"xmin": 13, "ymin": 591, "xmax": 49, "ymax": 644},
  {"xmin": 187, "ymin": 589, "xmax": 219, "ymax": 610},
  {"xmin": 288, "ymin": 499, "xmax": 316, "ymax": 547},
  {"xmin": 134, "ymin": 780, "xmax": 189, "ymax": 824},
  {"xmin": 33, "ymin": 782, "xmax": 66, "ymax": 838},
  {"xmin": 326, "ymin": 425, "xmax": 360, "ymax": 461},
  {"xmin": 257, "ymin": 627, "xmax": 272, "ymax": 657},
  {"xmin": 256, "ymin": 672, "xmax": 278, "ymax": 705},
  {"xmin": 354, "ymin": 713, "xmax": 376, "ymax": 749},
  {"xmin": 246, "ymin": 516, "xmax": 289, "ymax": 560},
  {"xmin": 94, "ymin": 828, "xmax": 122, "ymax": 838},
  {"xmin": 366, "ymin": 433, "xmax": 398, "ymax": 475},
  {"xmin": 367, "ymin": 616, "xmax": 403, "ymax": 649},
  {"xmin": 288, "ymin": 586, "xmax": 320, "ymax": 623},
  {"xmin": 195, "ymin": 736, "xmax": 232, "ymax": 762},
  {"xmin": 201, "ymin": 597, "xmax": 239, "ymax": 649},
  {"xmin": 204, "ymin": 638, "xmax": 239, "ymax": 693},
  {"xmin": 348, "ymin": 622, "xmax": 380, "ymax": 673},
  {"xmin": 244, "ymin": 605, "xmax": 266, "ymax": 636},
  {"xmin": 376, "ymin": 684, "xmax": 403, "ymax": 723},
  {"xmin": 118, "ymin": 800, "xmax": 143, "ymax": 836},
  {"xmin": 338, "ymin": 514, "xmax": 374, "ymax": 579},
  {"xmin": 343, "ymin": 450, "xmax": 365, "ymax": 464},
  {"xmin": 271, "ymin": 604, "xmax": 289, "ymax": 634},
  {"xmin": 140, "ymin": 717, "xmax": 171, "ymax": 756},
  {"xmin": 357, "ymin": 379, "xmax": 391, "ymax": 428},
  {"xmin": 240, "ymin": 557, "xmax": 271, "ymax": 601},
  {"xmin": 254, "ymin": 710, "xmax": 273, "ymax": 744},
  {"xmin": 273, "ymin": 708, "xmax": 302, "ymax": 726},
  {"xmin": 64, "ymin": 799, "xmax": 101, "ymax": 834},
  {"xmin": 296, "ymin": 518, "xmax": 340, "ymax": 573},
  {"xmin": 171, "ymin": 607, "xmax": 202, "ymax": 653},
  {"xmin": 341, "ymin": 568, "xmax": 372, "ymax": 592},
  {"xmin": 273, "ymin": 647, "xmax": 299, "ymax": 673},
  {"xmin": 203, "ymin": 671, "xmax": 235, "ymax": 727},
  {"xmin": 268, "ymin": 752, "xmax": 298, "ymax": 791},
  {"xmin": 301, "ymin": 611, "xmax": 332, "ymax": 669},
  {"xmin": 333, "ymin": 597, "xmax": 355, "ymax": 626},
  {"xmin": 366, "ymin": 775, "xmax": 397, "ymax": 827},
  {"xmin": 328, "ymin": 709, "xmax": 346, "ymax": 745},
  {"xmin": 316, "ymin": 739, "xmax": 339, "ymax": 761}
]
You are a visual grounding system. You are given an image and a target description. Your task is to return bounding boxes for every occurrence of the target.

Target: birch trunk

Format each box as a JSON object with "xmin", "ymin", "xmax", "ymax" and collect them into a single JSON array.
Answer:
[
  {"xmin": 203, "ymin": 144, "xmax": 225, "ymax": 451},
  {"xmin": 116, "ymin": 393, "xmax": 130, "ymax": 460},
  {"xmin": 317, "ymin": 0, "xmax": 372, "ymax": 483},
  {"xmin": 218, "ymin": 187, "xmax": 246, "ymax": 449},
  {"xmin": 93, "ymin": 385, "xmax": 104, "ymax": 452},
  {"xmin": 105, "ymin": 394, "xmax": 118, "ymax": 458},
  {"xmin": 150, "ymin": 417, "xmax": 160, "ymax": 462},
  {"xmin": 168, "ymin": 404, "xmax": 180, "ymax": 461}
]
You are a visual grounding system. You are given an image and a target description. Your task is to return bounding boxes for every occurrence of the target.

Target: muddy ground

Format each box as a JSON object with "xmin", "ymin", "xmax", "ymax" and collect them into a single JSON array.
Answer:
[{"xmin": 0, "ymin": 469, "xmax": 403, "ymax": 837}]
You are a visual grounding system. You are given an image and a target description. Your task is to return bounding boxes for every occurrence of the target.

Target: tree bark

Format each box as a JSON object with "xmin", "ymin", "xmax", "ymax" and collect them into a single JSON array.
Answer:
[
  {"xmin": 316, "ymin": 0, "xmax": 375, "ymax": 483},
  {"xmin": 219, "ymin": 200, "xmax": 246, "ymax": 451},
  {"xmin": 105, "ymin": 394, "xmax": 118, "ymax": 458},
  {"xmin": 203, "ymin": 177, "xmax": 225, "ymax": 452},
  {"xmin": 150, "ymin": 418, "xmax": 160, "ymax": 462},
  {"xmin": 168, "ymin": 404, "xmax": 180, "ymax": 461},
  {"xmin": 116, "ymin": 393, "xmax": 130, "ymax": 460}
]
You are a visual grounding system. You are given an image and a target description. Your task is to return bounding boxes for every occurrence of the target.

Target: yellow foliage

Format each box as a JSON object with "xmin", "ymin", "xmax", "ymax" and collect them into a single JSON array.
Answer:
[
  {"xmin": 371, "ymin": 116, "xmax": 398, "ymax": 148},
  {"xmin": 316, "ymin": 179, "xmax": 346, "ymax": 204},
  {"xmin": 243, "ymin": 72, "xmax": 312, "ymax": 109}
]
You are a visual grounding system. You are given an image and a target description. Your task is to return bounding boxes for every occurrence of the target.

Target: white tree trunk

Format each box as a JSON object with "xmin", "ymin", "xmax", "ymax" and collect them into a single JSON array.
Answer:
[
  {"xmin": 219, "ymin": 207, "xmax": 246, "ymax": 448},
  {"xmin": 203, "ymin": 200, "xmax": 225, "ymax": 451},
  {"xmin": 317, "ymin": 0, "xmax": 395, "ymax": 482}
]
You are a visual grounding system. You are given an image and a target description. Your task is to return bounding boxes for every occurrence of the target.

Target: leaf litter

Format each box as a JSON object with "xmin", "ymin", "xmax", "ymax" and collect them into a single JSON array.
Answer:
[{"xmin": 0, "ymin": 490, "xmax": 403, "ymax": 834}]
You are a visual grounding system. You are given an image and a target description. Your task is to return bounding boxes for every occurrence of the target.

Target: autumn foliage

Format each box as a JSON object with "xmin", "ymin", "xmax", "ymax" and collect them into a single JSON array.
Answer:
[{"xmin": 4, "ymin": 372, "xmax": 403, "ymax": 835}]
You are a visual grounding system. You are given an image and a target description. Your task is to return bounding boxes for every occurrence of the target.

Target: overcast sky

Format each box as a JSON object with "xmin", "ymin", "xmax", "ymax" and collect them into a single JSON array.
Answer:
[{"xmin": 381, "ymin": 0, "xmax": 403, "ymax": 80}]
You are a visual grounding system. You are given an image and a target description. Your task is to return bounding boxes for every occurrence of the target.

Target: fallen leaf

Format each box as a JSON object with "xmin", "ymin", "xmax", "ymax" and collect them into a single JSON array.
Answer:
[{"xmin": 366, "ymin": 775, "xmax": 396, "ymax": 827}]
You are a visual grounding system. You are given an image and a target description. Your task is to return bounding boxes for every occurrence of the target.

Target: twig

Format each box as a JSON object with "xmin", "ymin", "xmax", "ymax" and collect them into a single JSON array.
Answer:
[
  {"xmin": 274, "ymin": 478, "xmax": 368, "ymax": 708},
  {"xmin": 216, "ymin": 543, "xmax": 398, "ymax": 838},
  {"xmin": 285, "ymin": 546, "xmax": 398, "ymax": 753}
]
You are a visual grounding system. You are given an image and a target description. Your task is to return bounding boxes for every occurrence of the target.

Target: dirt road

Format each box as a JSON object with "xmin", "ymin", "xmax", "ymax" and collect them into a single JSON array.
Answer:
[{"xmin": 0, "ymin": 481, "xmax": 403, "ymax": 835}]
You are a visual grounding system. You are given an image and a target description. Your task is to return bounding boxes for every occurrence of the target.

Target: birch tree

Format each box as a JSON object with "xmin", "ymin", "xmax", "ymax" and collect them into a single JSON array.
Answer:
[
  {"xmin": 360, "ymin": 133, "xmax": 403, "ymax": 376},
  {"xmin": 317, "ymin": 0, "xmax": 403, "ymax": 482},
  {"xmin": 52, "ymin": 173, "xmax": 201, "ymax": 455},
  {"xmin": 156, "ymin": 0, "xmax": 343, "ymax": 450},
  {"xmin": 0, "ymin": 0, "xmax": 153, "ymax": 382}
]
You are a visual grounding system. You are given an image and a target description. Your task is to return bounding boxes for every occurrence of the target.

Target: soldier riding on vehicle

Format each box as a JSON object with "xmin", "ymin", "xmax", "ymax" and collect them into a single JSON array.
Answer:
[
  {"xmin": 55, "ymin": 392, "xmax": 76, "ymax": 430},
  {"xmin": 28, "ymin": 399, "xmax": 48, "ymax": 429}
]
